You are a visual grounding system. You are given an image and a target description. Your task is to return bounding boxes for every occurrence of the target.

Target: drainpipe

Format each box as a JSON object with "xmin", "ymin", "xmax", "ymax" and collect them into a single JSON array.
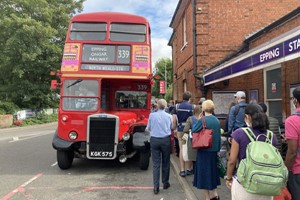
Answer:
[{"xmin": 192, "ymin": 0, "xmax": 206, "ymax": 98}]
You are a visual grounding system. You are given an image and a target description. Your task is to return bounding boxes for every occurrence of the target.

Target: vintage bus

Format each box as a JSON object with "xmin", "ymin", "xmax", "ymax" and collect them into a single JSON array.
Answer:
[{"xmin": 51, "ymin": 12, "xmax": 152, "ymax": 170}]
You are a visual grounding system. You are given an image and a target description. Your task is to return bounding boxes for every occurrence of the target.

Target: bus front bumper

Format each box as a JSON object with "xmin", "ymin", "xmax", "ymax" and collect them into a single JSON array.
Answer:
[{"xmin": 52, "ymin": 131, "xmax": 74, "ymax": 151}]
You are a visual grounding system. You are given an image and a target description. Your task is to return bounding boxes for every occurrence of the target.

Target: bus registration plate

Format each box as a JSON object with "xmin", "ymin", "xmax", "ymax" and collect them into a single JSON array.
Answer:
[{"xmin": 90, "ymin": 151, "xmax": 113, "ymax": 158}]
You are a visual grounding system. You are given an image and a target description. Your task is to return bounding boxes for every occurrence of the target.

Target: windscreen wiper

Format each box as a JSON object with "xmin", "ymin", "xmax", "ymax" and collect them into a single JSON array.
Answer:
[{"xmin": 66, "ymin": 79, "xmax": 83, "ymax": 88}]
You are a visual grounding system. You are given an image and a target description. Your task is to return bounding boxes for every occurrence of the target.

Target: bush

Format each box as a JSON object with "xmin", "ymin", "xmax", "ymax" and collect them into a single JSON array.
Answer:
[
  {"xmin": 20, "ymin": 113, "xmax": 58, "ymax": 126},
  {"xmin": 0, "ymin": 101, "xmax": 20, "ymax": 115}
]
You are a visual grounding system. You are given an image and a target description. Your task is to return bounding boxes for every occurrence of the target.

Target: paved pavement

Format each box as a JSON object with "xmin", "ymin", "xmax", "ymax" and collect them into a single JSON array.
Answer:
[{"xmin": 170, "ymin": 154, "xmax": 231, "ymax": 200}]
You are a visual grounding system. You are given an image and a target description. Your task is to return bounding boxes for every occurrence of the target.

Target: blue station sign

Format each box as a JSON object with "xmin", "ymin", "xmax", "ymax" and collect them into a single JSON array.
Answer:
[{"xmin": 204, "ymin": 34, "xmax": 300, "ymax": 85}]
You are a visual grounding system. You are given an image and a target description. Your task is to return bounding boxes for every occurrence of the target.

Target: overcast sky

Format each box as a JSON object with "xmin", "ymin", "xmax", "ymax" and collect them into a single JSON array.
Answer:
[{"xmin": 82, "ymin": 0, "xmax": 179, "ymax": 68}]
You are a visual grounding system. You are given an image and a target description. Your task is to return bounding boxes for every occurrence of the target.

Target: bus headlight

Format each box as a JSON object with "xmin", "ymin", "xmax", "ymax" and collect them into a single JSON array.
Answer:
[
  {"xmin": 62, "ymin": 115, "xmax": 68, "ymax": 122},
  {"xmin": 119, "ymin": 154, "xmax": 127, "ymax": 163},
  {"xmin": 69, "ymin": 131, "xmax": 78, "ymax": 140},
  {"xmin": 122, "ymin": 132, "xmax": 130, "ymax": 141}
]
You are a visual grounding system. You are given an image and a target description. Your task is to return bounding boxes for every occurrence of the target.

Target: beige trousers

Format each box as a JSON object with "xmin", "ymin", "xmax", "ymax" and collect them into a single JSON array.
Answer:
[{"xmin": 231, "ymin": 179, "xmax": 273, "ymax": 200}]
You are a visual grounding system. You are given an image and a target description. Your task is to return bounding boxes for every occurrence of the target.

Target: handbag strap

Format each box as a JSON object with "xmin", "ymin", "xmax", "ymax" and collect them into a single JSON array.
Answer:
[{"xmin": 201, "ymin": 116, "xmax": 207, "ymax": 129}]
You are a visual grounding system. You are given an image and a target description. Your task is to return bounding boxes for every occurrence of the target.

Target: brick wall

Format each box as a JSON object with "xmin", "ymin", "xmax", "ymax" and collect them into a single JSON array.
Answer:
[
  {"xmin": 0, "ymin": 115, "xmax": 13, "ymax": 128},
  {"xmin": 249, "ymin": 14, "xmax": 300, "ymax": 48},
  {"xmin": 171, "ymin": 0, "xmax": 300, "ymax": 101}
]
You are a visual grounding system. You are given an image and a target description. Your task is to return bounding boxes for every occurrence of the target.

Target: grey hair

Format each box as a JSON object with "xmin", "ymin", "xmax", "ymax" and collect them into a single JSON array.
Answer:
[{"xmin": 158, "ymin": 99, "xmax": 167, "ymax": 110}]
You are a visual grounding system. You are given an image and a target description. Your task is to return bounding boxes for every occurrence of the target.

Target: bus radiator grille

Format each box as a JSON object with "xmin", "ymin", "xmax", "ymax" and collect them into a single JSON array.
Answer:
[{"xmin": 88, "ymin": 117, "xmax": 116, "ymax": 158}]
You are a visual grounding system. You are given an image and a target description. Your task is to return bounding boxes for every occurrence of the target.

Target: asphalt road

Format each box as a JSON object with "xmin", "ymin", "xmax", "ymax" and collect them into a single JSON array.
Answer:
[{"xmin": 0, "ymin": 123, "xmax": 187, "ymax": 200}]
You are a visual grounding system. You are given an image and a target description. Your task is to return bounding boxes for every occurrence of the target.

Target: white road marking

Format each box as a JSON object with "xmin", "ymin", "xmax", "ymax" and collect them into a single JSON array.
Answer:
[
  {"xmin": 51, "ymin": 162, "xmax": 57, "ymax": 167},
  {"xmin": 21, "ymin": 174, "xmax": 43, "ymax": 187},
  {"xmin": 8, "ymin": 132, "xmax": 52, "ymax": 143}
]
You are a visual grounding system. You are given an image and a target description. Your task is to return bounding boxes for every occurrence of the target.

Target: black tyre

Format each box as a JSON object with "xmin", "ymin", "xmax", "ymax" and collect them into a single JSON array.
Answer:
[
  {"xmin": 57, "ymin": 150, "xmax": 74, "ymax": 170},
  {"xmin": 139, "ymin": 151, "xmax": 150, "ymax": 170}
]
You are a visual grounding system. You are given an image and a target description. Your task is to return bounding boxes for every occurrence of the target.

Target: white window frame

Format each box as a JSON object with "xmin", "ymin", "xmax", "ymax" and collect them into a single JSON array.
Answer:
[
  {"xmin": 180, "ymin": 12, "xmax": 188, "ymax": 52},
  {"xmin": 183, "ymin": 80, "xmax": 187, "ymax": 93},
  {"xmin": 183, "ymin": 12, "xmax": 187, "ymax": 45}
]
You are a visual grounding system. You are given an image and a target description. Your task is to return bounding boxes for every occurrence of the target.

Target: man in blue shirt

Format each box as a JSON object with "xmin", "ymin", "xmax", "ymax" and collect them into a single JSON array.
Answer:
[
  {"xmin": 146, "ymin": 99, "xmax": 173, "ymax": 194},
  {"xmin": 227, "ymin": 91, "xmax": 247, "ymax": 140},
  {"xmin": 173, "ymin": 91, "xmax": 195, "ymax": 177}
]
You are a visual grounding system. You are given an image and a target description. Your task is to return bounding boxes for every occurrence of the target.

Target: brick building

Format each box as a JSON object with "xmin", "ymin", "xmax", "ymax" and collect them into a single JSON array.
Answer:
[{"xmin": 169, "ymin": 0, "xmax": 300, "ymax": 125}]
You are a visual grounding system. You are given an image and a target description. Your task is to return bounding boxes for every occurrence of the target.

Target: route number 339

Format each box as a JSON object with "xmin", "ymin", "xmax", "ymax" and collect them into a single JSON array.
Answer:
[{"xmin": 137, "ymin": 85, "xmax": 147, "ymax": 91}]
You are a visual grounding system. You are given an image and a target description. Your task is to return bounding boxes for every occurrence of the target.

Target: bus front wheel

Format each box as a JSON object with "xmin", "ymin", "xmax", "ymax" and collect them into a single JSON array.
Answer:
[
  {"xmin": 139, "ymin": 151, "xmax": 150, "ymax": 170},
  {"xmin": 57, "ymin": 150, "xmax": 74, "ymax": 170}
]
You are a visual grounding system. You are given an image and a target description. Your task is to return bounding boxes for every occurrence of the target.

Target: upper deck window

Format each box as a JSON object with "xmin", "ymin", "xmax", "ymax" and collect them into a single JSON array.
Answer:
[
  {"xmin": 70, "ymin": 23, "xmax": 107, "ymax": 41},
  {"xmin": 110, "ymin": 23, "xmax": 146, "ymax": 42}
]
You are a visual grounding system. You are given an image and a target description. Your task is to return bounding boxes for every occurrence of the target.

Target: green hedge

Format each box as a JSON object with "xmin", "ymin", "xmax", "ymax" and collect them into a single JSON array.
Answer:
[
  {"xmin": 0, "ymin": 101, "xmax": 19, "ymax": 115},
  {"xmin": 21, "ymin": 113, "xmax": 58, "ymax": 126}
]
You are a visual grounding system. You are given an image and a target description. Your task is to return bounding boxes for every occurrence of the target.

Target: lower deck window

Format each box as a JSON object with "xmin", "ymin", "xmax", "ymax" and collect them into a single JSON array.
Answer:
[
  {"xmin": 62, "ymin": 80, "xmax": 99, "ymax": 111},
  {"xmin": 116, "ymin": 91, "xmax": 147, "ymax": 109}
]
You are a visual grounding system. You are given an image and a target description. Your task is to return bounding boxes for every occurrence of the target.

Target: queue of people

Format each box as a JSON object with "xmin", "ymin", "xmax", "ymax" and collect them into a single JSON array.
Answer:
[{"xmin": 147, "ymin": 86, "xmax": 300, "ymax": 200}]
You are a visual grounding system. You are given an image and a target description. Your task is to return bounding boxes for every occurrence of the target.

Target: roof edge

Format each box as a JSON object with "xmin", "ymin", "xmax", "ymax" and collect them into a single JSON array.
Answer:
[
  {"xmin": 245, "ymin": 6, "xmax": 300, "ymax": 43},
  {"xmin": 169, "ymin": 0, "xmax": 183, "ymax": 28},
  {"xmin": 168, "ymin": 31, "xmax": 175, "ymax": 46}
]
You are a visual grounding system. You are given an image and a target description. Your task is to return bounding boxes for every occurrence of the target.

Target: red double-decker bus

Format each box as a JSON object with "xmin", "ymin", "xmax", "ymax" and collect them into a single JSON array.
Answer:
[{"xmin": 51, "ymin": 12, "xmax": 152, "ymax": 170}]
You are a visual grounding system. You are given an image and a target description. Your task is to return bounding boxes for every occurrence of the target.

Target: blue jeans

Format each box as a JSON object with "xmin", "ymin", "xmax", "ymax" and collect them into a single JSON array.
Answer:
[{"xmin": 150, "ymin": 136, "xmax": 170, "ymax": 188}]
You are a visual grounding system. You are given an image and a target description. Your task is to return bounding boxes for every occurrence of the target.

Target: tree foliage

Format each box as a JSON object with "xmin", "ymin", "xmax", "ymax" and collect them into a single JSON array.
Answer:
[
  {"xmin": 151, "ymin": 58, "xmax": 173, "ymax": 101},
  {"xmin": 0, "ymin": 0, "xmax": 84, "ymax": 110}
]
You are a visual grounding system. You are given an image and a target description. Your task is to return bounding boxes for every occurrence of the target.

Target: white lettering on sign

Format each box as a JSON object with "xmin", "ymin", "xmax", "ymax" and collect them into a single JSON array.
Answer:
[
  {"xmin": 91, "ymin": 47, "xmax": 107, "ymax": 52},
  {"xmin": 259, "ymin": 48, "xmax": 280, "ymax": 62},
  {"xmin": 118, "ymin": 50, "xmax": 130, "ymax": 58},
  {"xmin": 289, "ymin": 38, "xmax": 300, "ymax": 52},
  {"xmin": 91, "ymin": 52, "xmax": 107, "ymax": 57},
  {"xmin": 81, "ymin": 64, "xmax": 130, "ymax": 71},
  {"xmin": 90, "ymin": 151, "xmax": 113, "ymax": 157},
  {"xmin": 89, "ymin": 57, "xmax": 108, "ymax": 62}
]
